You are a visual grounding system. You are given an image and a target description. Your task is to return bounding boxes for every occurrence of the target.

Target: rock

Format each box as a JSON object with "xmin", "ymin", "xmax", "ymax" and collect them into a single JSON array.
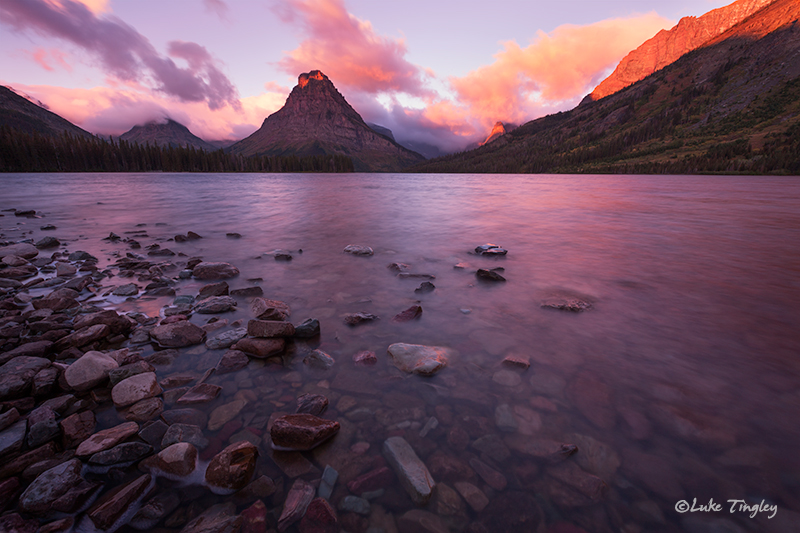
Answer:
[
  {"xmin": 0, "ymin": 407, "xmax": 20, "ymax": 432},
  {"xmin": 73, "ymin": 310, "xmax": 133, "ymax": 336},
  {"xmin": 35, "ymin": 236, "xmax": 61, "ymax": 249},
  {"xmin": 492, "ymin": 369, "xmax": 522, "ymax": 387},
  {"xmin": 454, "ymin": 481, "xmax": 489, "ymax": 512},
  {"xmin": 299, "ymin": 497, "xmax": 338, "ymax": 533},
  {"xmin": 18, "ymin": 458, "xmax": 83, "ymax": 514},
  {"xmin": 318, "ymin": 465, "xmax": 339, "ymax": 500},
  {"xmin": 347, "ymin": 466, "xmax": 394, "ymax": 495},
  {"xmin": 247, "ymin": 319, "xmax": 295, "ymax": 338},
  {"xmin": 387, "ymin": 343, "xmax": 453, "ymax": 376},
  {"xmin": 471, "ymin": 434, "xmax": 510, "ymax": 463},
  {"xmin": 112, "ymin": 372, "xmax": 162, "ymax": 407},
  {"xmin": 125, "ymin": 397, "xmax": 164, "ymax": 422},
  {"xmin": 502, "ymin": 354, "xmax": 530, "ymax": 369},
  {"xmin": 60, "ymin": 351, "xmax": 116, "ymax": 395},
  {"xmin": 233, "ymin": 338, "xmax": 285, "ymax": 358},
  {"xmin": 0, "ymin": 356, "xmax": 52, "ymax": 400},
  {"xmin": 251, "ymin": 297, "xmax": 291, "ymax": 320},
  {"xmin": 392, "ymin": 305, "xmax": 423, "ymax": 322},
  {"xmin": 89, "ymin": 442, "xmax": 153, "ymax": 466},
  {"xmin": 271, "ymin": 414, "xmax": 340, "ymax": 451},
  {"xmin": 162, "ymin": 408, "xmax": 208, "ymax": 428},
  {"xmin": 0, "ymin": 264, "xmax": 38, "ymax": 279},
  {"xmin": 566, "ymin": 433, "xmax": 620, "ymax": 480},
  {"xmin": 304, "ymin": 349, "xmax": 335, "ymax": 370},
  {"xmin": 112, "ymin": 283, "xmax": 139, "ymax": 297},
  {"xmin": 566, "ymin": 372, "xmax": 616, "ymax": 429},
  {"xmin": 476, "ymin": 268, "xmax": 506, "ymax": 281},
  {"xmin": 343, "ymin": 245, "xmax": 373, "ymax": 256},
  {"xmin": 352, "ymin": 350, "xmax": 377, "ymax": 367},
  {"xmin": 108, "ymin": 361, "xmax": 155, "ymax": 387},
  {"xmin": 143, "ymin": 442, "xmax": 198, "ymax": 477},
  {"xmin": 204, "ymin": 441, "xmax": 258, "ymax": 494},
  {"xmin": 205, "ymin": 328, "xmax": 248, "ymax": 350},
  {"xmin": 2, "ymin": 254, "xmax": 28, "ymax": 266},
  {"xmin": 343, "ymin": 312, "xmax": 379, "ymax": 326},
  {"xmin": 296, "ymin": 393, "xmax": 328, "ymax": 416},
  {"xmin": 239, "ymin": 499, "xmax": 268, "ymax": 533},
  {"xmin": 545, "ymin": 462, "xmax": 608, "ymax": 507},
  {"xmin": 475, "ymin": 243, "xmax": 507, "ymax": 255},
  {"xmin": 56, "ymin": 323, "xmax": 111, "ymax": 350},
  {"xmin": 541, "ymin": 297, "xmax": 591, "ymax": 312},
  {"xmin": 208, "ymin": 400, "xmax": 247, "ymax": 431},
  {"xmin": 1, "ymin": 340, "xmax": 53, "ymax": 362},
  {"xmin": 339, "ymin": 495, "xmax": 370, "ymax": 515},
  {"xmin": 195, "ymin": 296, "xmax": 238, "ymax": 314},
  {"xmin": 215, "ymin": 349, "xmax": 250, "ymax": 374},
  {"xmin": 177, "ymin": 383, "xmax": 222, "ymax": 405},
  {"xmin": 0, "ymin": 419, "xmax": 27, "ymax": 457},
  {"xmin": 383, "ymin": 436, "xmax": 435, "ymax": 505},
  {"xmin": 129, "ymin": 491, "xmax": 181, "ymax": 530},
  {"xmin": 76, "ymin": 421, "xmax": 139, "ymax": 457},
  {"xmin": 179, "ymin": 502, "xmax": 242, "ymax": 533},
  {"xmin": 478, "ymin": 491, "xmax": 544, "ymax": 532},
  {"xmin": 60, "ymin": 411, "xmax": 95, "ymax": 449},
  {"xmin": 161, "ymin": 424, "xmax": 208, "ymax": 450},
  {"xmin": 199, "ymin": 281, "xmax": 229, "ymax": 298},
  {"xmin": 150, "ymin": 321, "xmax": 206, "ymax": 348},
  {"xmin": 278, "ymin": 478, "xmax": 315, "ymax": 532},
  {"xmin": 230, "ymin": 286, "xmax": 263, "ymax": 297},
  {"xmin": 397, "ymin": 510, "xmax": 448, "ymax": 533},
  {"xmin": 0, "ymin": 243, "xmax": 39, "ymax": 259},
  {"xmin": 294, "ymin": 318, "xmax": 320, "ymax": 337},
  {"xmin": 192, "ymin": 262, "xmax": 240, "ymax": 280}
]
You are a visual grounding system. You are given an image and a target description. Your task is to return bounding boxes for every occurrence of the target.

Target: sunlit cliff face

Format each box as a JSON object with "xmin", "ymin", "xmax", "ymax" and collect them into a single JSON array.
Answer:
[{"xmin": 298, "ymin": 70, "xmax": 328, "ymax": 88}]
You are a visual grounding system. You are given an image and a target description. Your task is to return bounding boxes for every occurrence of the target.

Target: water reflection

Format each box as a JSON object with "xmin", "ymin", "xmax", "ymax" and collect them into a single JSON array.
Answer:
[{"xmin": 2, "ymin": 172, "xmax": 799, "ymax": 532}]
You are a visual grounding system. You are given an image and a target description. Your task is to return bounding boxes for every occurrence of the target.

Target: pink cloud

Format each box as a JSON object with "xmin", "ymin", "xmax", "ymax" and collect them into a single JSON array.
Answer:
[
  {"xmin": 29, "ymin": 47, "xmax": 72, "ymax": 72},
  {"xmin": 203, "ymin": 0, "xmax": 228, "ymax": 19},
  {"xmin": 276, "ymin": 0, "xmax": 430, "ymax": 97},
  {"xmin": 449, "ymin": 13, "xmax": 672, "ymax": 129},
  {"xmin": 3, "ymin": 82, "xmax": 285, "ymax": 141},
  {"xmin": 0, "ymin": 0, "xmax": 240, "ymax": 110}
]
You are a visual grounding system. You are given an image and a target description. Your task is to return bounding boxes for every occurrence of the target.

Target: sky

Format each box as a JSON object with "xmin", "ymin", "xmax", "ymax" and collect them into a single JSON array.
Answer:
[{"xmin": 0, "ymin": 0, "xmax": 731, "ymax": 152}]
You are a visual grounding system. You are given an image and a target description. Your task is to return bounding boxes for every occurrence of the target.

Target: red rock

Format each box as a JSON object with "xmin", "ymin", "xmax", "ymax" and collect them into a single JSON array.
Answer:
[
  {"xmin": 176, "ymin": 383, "xmax": 221, "ymax": 405},
  {"xmin": 278, "ymin": 478, "xmax": 315, "ymax": 532},
  {"xmin": 75, "ymin": 421, "xmax": 139, "ymax": 457},
  {"xmin": 299, "ymin": 497, "xmax": 337, "ymax": 533},
  {"xmin": 150, "ymin": 321, "xmax": 205, "ymax": 348},
  {"xmin": 241, "ymin": 499, "xmax": 268, "ymax": 533},
  {"xmin": 204, "ymin": 441, "xmax": 259, "ymax": 494},
  {"xmin": 271, "ymin": 414, "xmax": 340, "ymax": 451},
  {"xmin": 234, "ymin": 337, "xmax": 285, "ymax": 358},
  {"xmin": 251, "ymin": 297, "xmax": 291, "ymax": 320},
  {"xmin": 347, "ymin": 466, "xmax": 394, "ymax": 495},
  {"xmin": 352, "ymin": 350, "xmax": 377, "ymax": 367},
  {"xmin": 142, "ymin": 442, "xmax": 198, "ymax": 477},
  {"xmin": 391, "ymin": 305, "xmax": 422, "ymax": 323},
  {"xmin": 59, "ymin": 411, "xmax": 96, "ymax": 449},
  {"xmin": 192, "ymin": 262, "xmax": 240, "ymax": 280},
  {"xmin": 469, "ymin": 457, "xmax": 507, "ymax": 490},
  {"xmin": 296, "ymin": 393, "xmax": 328, "ymax": 416},
  {"xmin": 247, "ymin": 319, "xmax": 295, "ymax": 338}
]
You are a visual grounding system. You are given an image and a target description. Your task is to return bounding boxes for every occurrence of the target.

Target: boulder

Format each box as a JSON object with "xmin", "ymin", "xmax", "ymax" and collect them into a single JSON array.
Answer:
[
  {"xmin": 64, "ymin": 351, "xmax": 119, "ymax": 392},
  {"xmin": 251, "ymin": 297, "xmax": 291, "ymax": 321},
  {"xmin": 111, "ymin": 372, "xmax": 162, "ymax": 407},
  {"xmin": 192, "ymin": 262, "xmax": 240, "ymax": 280},
  {"xmin": 204, "ymin": 441, "xmax": 258, "ymax": 494},
  {"xmin": 387, "ymin": 343, "xmax": 453, "ymax": 376},
  {"xmin": 383, "ymin": 436, "xmax": 435, "ymax": 505},
  {"xmin": 150, "ymin": 321, "xmax": 205, "ymax": 348},
  {"xmin": 18, "ymin": 459, "xmax": 83, "ymax": 514},
  {"xmin": 0, "ymin": 243, "xmax": 39, "ymax": 260},
  {"xmin": 0, "ymin": 356, "xmax": 51, "ymax": 400},
  {"xmin": 124, "ymin": 397, "xmax": 164, "ymax": 422},
  {"xmin": 476, "ymin": 268, "xmax": 506, "ymax": 281},
  {"xmin": 270, "ymin": 414, "xmax": 340, "ymax": 451}
]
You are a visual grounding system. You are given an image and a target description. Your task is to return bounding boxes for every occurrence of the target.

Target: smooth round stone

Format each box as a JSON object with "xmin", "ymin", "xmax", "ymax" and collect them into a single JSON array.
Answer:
[
  {"xmin": 492, "ymin": 370, "xmax": 522, "ymax": 387},
  {"xmin": 208, "ymin": 400, "xmax": 247, "ymax": 431},
  {"xmin": 143, "ymin": 442, "xmax": 198, "ymax": 478},
  {"xmin": 204, "ymin": 441, "xmax": 258, "ymax": 494},
  {"xmin": 343, "ymin": 245, "xmax": 373, "ymax": 256},
  {"xmin": 270, "ymin": 414, "xmax": 340, "ymax": 451},
  {"xmin": 387, "ymin": 343, "xmax": 453, "ymax": 376},
  {"xmin": 112, "ymin": 372, "xmax": 162, "ymax": 408},
  {"xmin": 64, "ymin": 351, "xmax": 118, "ymax": 392}
]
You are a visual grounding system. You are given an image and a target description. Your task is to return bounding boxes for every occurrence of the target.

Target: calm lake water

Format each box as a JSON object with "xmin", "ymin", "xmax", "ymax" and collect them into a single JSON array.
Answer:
[{"xmin": 2, "ymin": 172, "xmax": 799, "ymax": 533}]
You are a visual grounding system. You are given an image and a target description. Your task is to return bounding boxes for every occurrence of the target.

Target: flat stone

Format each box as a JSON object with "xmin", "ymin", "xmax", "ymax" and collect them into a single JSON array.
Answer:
[
  {"xmin": 247, "ymin": 319, "xmax": 295, "ymax": 338},
  {"xmin": 129, "ymin": 492, "xmax": 180, "ymax": 530},
  {"xmin": 18, "ymin": 458, "xmax": 83, "ymax": 514},
  {"xmin": 194, "ymin": 296, "xmax": 237, "ymax": 314},
  {"xmin": 0, "ymin": 419, "xmax": 27, "ymax": 457},
  {"xmin": 233, "ymin": 337, "xmax": 285, "ymax": 358},
  {"xmin": 0, "ymin": 356, "xmax": 52, "ymax": 400},
  {"xmin": 383, "ymin": 436, "xmax": 435, "ymax": 504},
  {"xmin": 477, "ymin": 491, "xmax": 544, "ymax": 532},
  {"xmin": 293, "ymin": 318, "xmax": 320, "ymax": 337},
  {"xmin": 476, "ymin": 268, "xmax": 506, "ymax": 281},
  {"xmin": 161, "ymin": 423, "xmax": 208, "ymax": 450},
  {"xmin": 545, "ymin": 461, "xmax": 608, "ymax": 507},
  {"xmin": 271, "ymin": 414, "xmax": 340, "ymax": 451},
  {"xmin": 387, "ymin": 343, "xmax": 453, "ymax": 376},
  {"xmin": 0, "ymin": 407, "xmax": 20, "ymax": 432},
  {"xmin": 215, "ymin": 350, "xmax": 249, "ymax": 374},
  {"xmin": 192, "ymin": 262, "xmax": 240, "ymax": 280},
  {"xmin": 177, "ymin": 383, "xmax": 221, "ymax": 404},
  {"xmin": 89, "ymin": 442, "xmax": 153, "ymax": 466},
  {"xmin": 138, "ymin": 420, "xmax": 169, "ymax": 448},
  {"xmin": 60, "ymin": 411, "xmax": 95, "ymax": 449},
  {"xmin": 278, "ymin": 478, "xmax": 315, "ymax": 532},
  {"xmin": 347, "ymin": 466, "xmax": 394, "ymax": 495},
  {"xmin": 204, "ymin": 441, "xmax": 258, "ymax": 494},
  {"xmin": 475, "ymin": 243, "xmax": 507, "ymax": 255},
  {"xmin": 150, "ymin": 321, "xmax": 206, "ymax": 348},
  {"xmin": 161, "ymin": 408, "xmax": 208, "ymax": 428},
  {"xmin": 299, "ymin": 497, "xmax": 337, "ymax": 533},
  {"xmin": 76, "ymin": 421, "xmax": 139, "ymax": 457},
  {"xmin": 2, "ymin": 341, "xmax": 54, "ymax": 362},
  {"xmin": 124, "ymin": 397, "xmax": 164, "ymax": 422},
  {"xmin": 142, "ymin": 442, "xmax": 198, "ymax": 478},
  {"xmin": 112, "ymin": 372, "xmax": 162, "ymax": 407},
  {"xmin": 296, "ymin": 393, "xmax": 328, "ymax": 416},
  {"xmin": 342, "ymin": 245, "xmax": 373, "ymax": 256},
  {"xmin": 250, "ymin": 297, "xmax": 291, "ymax": 320},
  {"xmin": 112, "ymin": 283, "xmax": 139, "ymax": 297},
  {"xmin": 208, "ymin": 400, "xmax": 247, "ymax": 431},
  {"xmin": 541, "ymin": 297, "xmax": 592, "ymax": 312},
  {"xmin": 205, "ymin": 328, "xmax": 247, "ymax": 350},
  {"xmin": 0, "ymin": 243, "xmax": 38, "ymax": 259},
  {"xmin": 108, "ymin": 360, "xmax": 155, "ymax": 387},
  {"xmin": 392, "ymin": 305, "xmax": 423, "ymax": 322},
  {"xmin": 180, "ymin": 502, "xmax": 242, "ymax": 533},
  {"xmin": 454, "ymin": 481, "xmax": 489, "ymax": 512},
  {"xmin": 230, "ymin": 286, "xmax": 263, "ymax": 297},
  {"xmin": 469, "ymin": 457, "xmax": 507, "ymax": 490},
  {"xmin": 87, "ymin": 474, "xmax": 152, "ymax": 530},
  {"xmin": 198, "ymin": 281, "xmax": 229, "ymax": 298}
]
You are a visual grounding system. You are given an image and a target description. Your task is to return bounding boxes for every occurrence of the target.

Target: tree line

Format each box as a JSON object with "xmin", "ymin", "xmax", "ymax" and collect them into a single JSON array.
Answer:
[{"xmin": 0, "ymin": 125, "xmax": 355, "ymax": 173}]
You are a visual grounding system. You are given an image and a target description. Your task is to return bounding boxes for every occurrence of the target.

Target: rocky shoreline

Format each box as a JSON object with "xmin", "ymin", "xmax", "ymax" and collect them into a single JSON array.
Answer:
[{"xmin": 1, "ymin": 208, "xmax": 771, "ymax": 533}]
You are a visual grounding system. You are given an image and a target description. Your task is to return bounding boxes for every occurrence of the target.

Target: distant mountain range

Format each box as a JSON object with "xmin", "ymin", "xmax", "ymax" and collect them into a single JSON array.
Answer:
[
  {"xmin": 119, "ymin": 119, "xmax": 219, "ymax": 152},
  {"xmin": 0, "ymin": 85, "xmax": 92, "ymax": 139},
  {"xmin": 412, "ymin": 0, "xmax": 799, "ymax": 174},
  {"xmin": 227, "ymin": 70, "xmax": 425, "ymax": 171}
]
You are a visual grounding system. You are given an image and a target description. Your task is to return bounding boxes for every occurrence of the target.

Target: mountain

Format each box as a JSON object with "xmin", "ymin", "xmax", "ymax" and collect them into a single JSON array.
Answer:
[
  {"xmin": 584, "ymin": 0, "xmax": 775, "ymax": 103},
  {"xmin": 228, "ymin": 70, "xmax": 424, "ymax": 172},
  {"xmin": 480, "ymin": 122, "xmax": 517, "ymax": 146},
  {"xmin": 0, "ymin": 85, "xmax": 92, "ymax": 139},
  {"xmin": 367, "ymin": 123, "xmax": 395, "ymax": 141},
  {"xmin": 119, "ymin": 119, "xmax": 218, "ymax": 152},
  {"xmin": 410, "ymin": 0, "xmax": 800, "ymax": 175}
]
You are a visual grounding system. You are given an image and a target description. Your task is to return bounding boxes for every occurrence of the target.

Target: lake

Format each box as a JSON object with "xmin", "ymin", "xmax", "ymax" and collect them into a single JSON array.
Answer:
[{"xmin": 1, "ymin": 172, "xmax": 799, "ymax": 533}]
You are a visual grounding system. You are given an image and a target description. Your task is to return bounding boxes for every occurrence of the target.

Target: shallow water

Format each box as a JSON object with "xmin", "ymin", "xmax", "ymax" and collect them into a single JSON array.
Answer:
[{"xmin": 2, "ymin": 172, "xmax": 800, "ymax": 532}]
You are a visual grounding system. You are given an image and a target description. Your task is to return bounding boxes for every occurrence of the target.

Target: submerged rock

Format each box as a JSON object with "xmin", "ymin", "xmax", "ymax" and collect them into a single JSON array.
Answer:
[
  {"xmin": 541, "ymin": 297, "xmax": 592, "ymax": 312},
  {"xmin": 344, "ymin": 312, "xmax": 379, "ymax": 326},
  {"xmin": 476, "ymin": 268, "xmax": 506, "ymax": 281},
  {"xmin": 270, "ymin": 414, "xmax": 340, "ymax": 451},
  {"xmin": 387, "ymin": 343, "xmax": 453, "ymax": 376},
  {"xmin": 293, "ymin": 318, "xmax": 320, "ymax": 338},
  {"xmin": 150, "ymin": 321, "xmax": 206, "ymax": 348},
  {"xmin": 383, "ymin": 436, "xmax": 435, "ymax": 505},
  {"xmin": 278, "ymin": 479, "xmax": 315, "ymax": 532},
  {"xmin": 343, "ymin": 245, "xmax": 373, "ymax": 256},
  {"xmin": 392, "ymin": 305, "xmax": 423, "ymax": 322},
  {"xmin": 204, "ymin": 441, "xmax": 258, "ymax": 494}
]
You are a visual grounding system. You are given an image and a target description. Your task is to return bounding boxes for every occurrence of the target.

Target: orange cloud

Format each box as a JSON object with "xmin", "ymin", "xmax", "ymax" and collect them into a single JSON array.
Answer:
[
  {"xmin": 3, "ymin": 82, "xmax": 287, "ymax": 140},
  {"xmin": 44, "ymin": 0, "xmax": 109, "ymax": 14},
  {"xmin": 276, "ymin": 0, "xmax": 430, "ymax": 97},
  {"xmin": 449, "ymin": 13, "xmax": 672, "ymax": 129},
  {"xmin": 30, "ymin": 48, "xmax": 72, "ymax": 72}
]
